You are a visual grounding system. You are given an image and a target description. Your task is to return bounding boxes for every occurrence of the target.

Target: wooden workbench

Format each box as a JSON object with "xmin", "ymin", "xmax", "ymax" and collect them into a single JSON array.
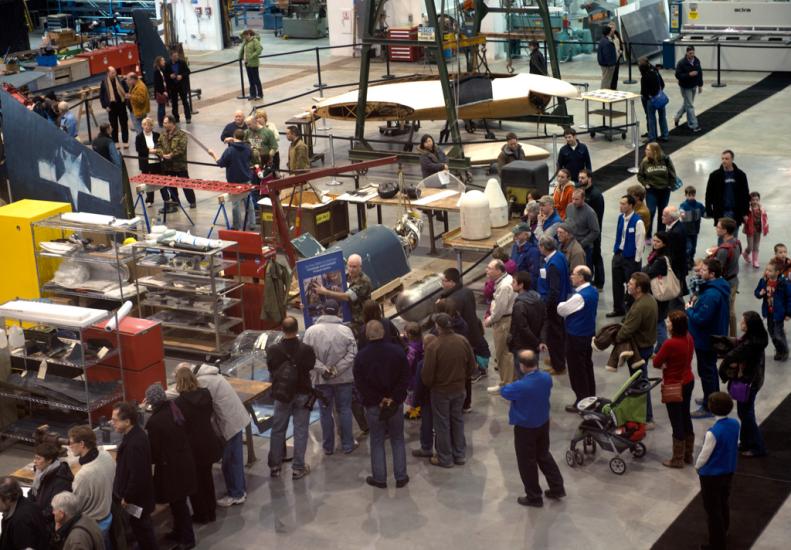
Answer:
[
  {"xmin": 452, "ymin": 141, "xmax": 549, "ymax": 166},
  {"xmin": 442, "ymin": 220, "xmax": 519, "ymax": 277},
  {"xmin": 226, "ymin": 377, "xmax": 272, "ymax": 465}
]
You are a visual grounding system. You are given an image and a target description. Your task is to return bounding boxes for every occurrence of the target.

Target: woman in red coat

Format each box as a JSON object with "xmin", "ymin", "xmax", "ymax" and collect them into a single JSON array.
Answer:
[{"xmin": 653, "ymin": 309, "xmax": 695, "ymax": 468}]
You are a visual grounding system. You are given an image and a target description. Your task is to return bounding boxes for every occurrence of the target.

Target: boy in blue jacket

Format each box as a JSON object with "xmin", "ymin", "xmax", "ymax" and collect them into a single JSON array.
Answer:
[
  {"xmin": 679, "ymin": 185, "xmax": 706, "ymax": 269},
  {"xmin": 754, "ymin": 259, "xmax": 791, "ymax": 361},
  {"xmin": 500, "ymin": 350, "xmax": 565, "ymax": 507},
  {"xmin": 696, "ymin": 392, "xmax": 739, "ymax": 550}
]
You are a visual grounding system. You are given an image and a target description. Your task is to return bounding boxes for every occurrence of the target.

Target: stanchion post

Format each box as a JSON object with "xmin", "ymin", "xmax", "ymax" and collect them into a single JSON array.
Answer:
[
  {"xmin": 326, "ymin": 134, "xmax": 342, "ymax": 186},
  {"xmin": 236, "ymin": 59, "xmax": 247, "ymax": 99},
  {"xmin": 314, "ymin": 48, "xmax": 325, "ymax": 89},
  {"xmin": 711, "ymin": 42, "xmax": 726, "ymax": 88},
  {"xmin": 627, "ymin": 121, "xmax": 640, "ymax": 174},
  {"xmin": 382, "ymin": 44, "xmax": 395, "ymax": 80},
  {"xmin": 551, "ymin": 133, "xmax": 558, "ymax": 174},
  {"xmin": 85, "ymin": 97, "xmax": 92, "ymax": 142},
  {"xmin": 623, "ymin": 42, "xmax": 636, "ymax": 84}
]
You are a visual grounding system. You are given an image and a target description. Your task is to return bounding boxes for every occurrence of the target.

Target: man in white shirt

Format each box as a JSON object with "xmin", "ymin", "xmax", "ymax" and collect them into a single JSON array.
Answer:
[
  {"xmin": 557, "ymin": 266, "xmax": 599, "ymax": 411},
  {"xmin": 484, "ymin": 260, "xmax": 516, "ymax": 394},
  {"xmin": 608, "ymin": 195, "xmax": 646, "ymax": 317}
]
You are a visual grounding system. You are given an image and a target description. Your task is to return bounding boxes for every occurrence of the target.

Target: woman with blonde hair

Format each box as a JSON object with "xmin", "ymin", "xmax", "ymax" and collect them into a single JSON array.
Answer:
[
  {"xmin": 152, "ymin": 56, "xmax": 168, "ymax": 127},
  {"xmin": 255, "ymin": 109, "xmax": 280, "ymax": 171},
  {"xmin": 174, "ymin": 368, "xmax": 222, "ymax": 523},
  {"xmin": 637, "ymin": 141, "xmax": 677, "ymax": 235}
]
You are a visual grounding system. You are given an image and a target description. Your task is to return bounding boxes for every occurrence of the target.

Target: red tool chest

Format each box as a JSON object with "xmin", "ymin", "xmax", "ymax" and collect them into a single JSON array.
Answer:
[
  {"xmin": 388, "ymin": 26, "xmax": 423, "ymax": 62},
  {"xmin": 77, "ymin": 43, "xmax": 140, "ymax": 76}
]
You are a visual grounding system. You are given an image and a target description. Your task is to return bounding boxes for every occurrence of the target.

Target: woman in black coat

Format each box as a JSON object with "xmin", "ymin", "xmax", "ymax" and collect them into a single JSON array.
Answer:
[
  {"xmin": 153, "ymin": 56, "xmax": 168, "ymax": 128},
  {"xmin": 638, "ymin": 57, "xmax": 669, "ymax": 142},
  {"xmin": 644, "ymin": 231, "xmax": 674, "ymax": 350},
  {"xmin": 135, "ymin": 117, "xmax": 164, "ymax": 206},
  {"xmin": 417, "ymin": 134, "xmax": 448, "ymax": 179},
  {"xmin": 30, "ymin": 442, "xmax": 72, "ymax": 526},
  {"xmin": 174, "ymin": 368, "xmax": 223, "ymax": 524},
  {"xmin": 144, "ymin": 383, "xmax": 196, "ymax": 548},
  {"xmin": 718, "ymin": 311, "xmax": 768, "ymax": 457}
]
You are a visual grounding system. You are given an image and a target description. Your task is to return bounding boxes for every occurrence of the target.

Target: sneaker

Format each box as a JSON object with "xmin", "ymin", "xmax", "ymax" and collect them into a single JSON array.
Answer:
[
  {"xmin": 471, "ymin": 370, "xmax": 486, "ymax": 383},
  {"xmin": 517, "ymin": 496, "xmax": 543, "ymax": 507},
  {"xmin": 605, "ymin": 365, "xmax": 617, "ymax": 372},
  {"xmin": 396, "ymin": 476, "xmax": 410, "ymax": 488},
  {"xmin": 217, "ymin": 494, "xmax": 246, "ymax": 507},
  {"xmin": 366, "ymin": 476, "xmax": 387, "ymax": 489},
  {"xmin": 270, "ymin": 467, "xmax": 281, "ymax": 478},
  {"xmin": 324, "ymin": 449, "xmax": 334, "ymax": 456},
  {"xmin": 544, "ymin": 488, "xmax": 566, "ymax": 499},
  {"xmin": 645, "ymin": 421, "xmax": 656, "ymax": 430},
  {"xmin": 462, "ymin": 406, "xmax": 472, "ymax": 414},
  {"xmin": 486, "ymin": 385, "xmax": 501, "ymax": 395},
  {"xmin": 292, "ymin": 465, "xmax": 311, "ymax": 480},
  {"xmin": 692, "ymin": 126, "xmax": 702, "ymax": 133},
  {"xmin": 412, "ymin": 448, "xmax": 433, "ymax": 458},
  {"xmin": 674, "ymin": 116, "xmax": 680, "ymax": 128},
  {"xmin": 695, "ymin": 397, "xmax": 705, "ymax": 406},
  {"xmin": 343, "ymin": 441, "xmax": 360, "ymax": 454},
  {"xmin": 691, "ymin": 407, "xmax": 714, "ymax": 419},
  {"xmin": 430, "ymin": 456, "xmax": 454, "ymax": 468},
  {"xmin": 454, "ymin": 458, "xmax": 466, "ymax": 466},
  {"xmin": 189, "ymin": 203, "xmax": 197, "ymax": 209}
]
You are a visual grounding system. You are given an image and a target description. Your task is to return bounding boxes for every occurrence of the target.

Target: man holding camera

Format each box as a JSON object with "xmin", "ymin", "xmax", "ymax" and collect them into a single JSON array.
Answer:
[
  {"xmin": 265, "ymin": 316, "xmax": 317, "ymax": 480},
  {"xmin": 303, "ymin": 300, "xmax": 359, "ymax": 456}
]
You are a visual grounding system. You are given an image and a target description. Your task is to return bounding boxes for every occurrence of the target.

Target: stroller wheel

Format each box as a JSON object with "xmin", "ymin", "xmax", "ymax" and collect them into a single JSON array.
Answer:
[
  {"xmin": 631, "ymin": 442, "xmax": 647, "ymax": 458},
  {"xmin": 574, "ymin": 449, "xmax": 584, "ymax": 466},
  {"xmin": 609, "ymin": 457, "xmax": 627, "ymax": 475},
  {"xmin": 565, "ymin": 450, "xmax": 576, "ymax": 467}
]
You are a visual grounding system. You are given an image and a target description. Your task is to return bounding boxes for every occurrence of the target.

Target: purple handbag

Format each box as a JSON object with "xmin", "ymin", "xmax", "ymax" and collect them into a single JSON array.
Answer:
[{"xmin": 729, "ymin": 380, "xmax": 751, "ymax": 403}]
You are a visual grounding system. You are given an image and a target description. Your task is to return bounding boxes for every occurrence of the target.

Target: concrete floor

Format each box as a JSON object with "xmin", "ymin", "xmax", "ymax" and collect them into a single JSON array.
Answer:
[{"xmin": 3, "ymin": 27, "xmax": 790, "ymax": 549}]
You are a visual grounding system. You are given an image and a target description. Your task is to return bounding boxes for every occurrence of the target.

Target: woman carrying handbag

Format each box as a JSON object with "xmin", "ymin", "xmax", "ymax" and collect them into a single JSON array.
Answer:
[
  {"xmin": 653, "ymin": 310, "xmax": 695, "ymax": 468},
  {"xmin": 718, "ymin": 311, "xmax": 768, "ymax": 457},
  {"xmin": 645, "ymin": 232, "xmax": 681, "ymax": 350}
]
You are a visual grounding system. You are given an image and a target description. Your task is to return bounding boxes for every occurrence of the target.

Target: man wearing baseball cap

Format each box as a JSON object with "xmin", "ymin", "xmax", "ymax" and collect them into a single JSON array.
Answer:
[{"xmin": 511, "ymin": 222, "xmax": 540, "ymax": 284}]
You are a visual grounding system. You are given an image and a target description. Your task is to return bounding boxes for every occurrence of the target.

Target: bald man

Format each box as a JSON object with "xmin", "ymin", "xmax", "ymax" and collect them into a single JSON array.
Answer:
[
  {"xmin": 221, "ymin": 110, "xmax": 248, "ymax": 143},
  {"xmin": 317, "ymin": 254, "xmax": 373, "ymax": 330}
]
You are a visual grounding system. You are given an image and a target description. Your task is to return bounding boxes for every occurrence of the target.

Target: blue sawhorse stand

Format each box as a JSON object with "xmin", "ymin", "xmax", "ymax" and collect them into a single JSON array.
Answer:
[
  {"xmin": 207, "ymin": 192, "xmax": 255, "ymax": 237},
  {"xmin": 133, "ymin": 186, "xmax": 195, "ymax": 232}
]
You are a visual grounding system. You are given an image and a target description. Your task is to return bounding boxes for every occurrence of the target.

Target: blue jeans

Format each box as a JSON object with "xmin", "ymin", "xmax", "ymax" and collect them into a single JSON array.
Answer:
[
  {"xmin": 676, "ymin": 87, "xmax": 699, "ymax": 129},
  {"xmin": 686, "ymin": 233, "xmax": 699, "ymax": 267},
  {"xmin": 317, "ymin": 383, "xmax": 355, "ymax": 453},
  {"xmin": 631, "ymin": 347, "xmax": 654, "ymax": 422},
  {"xmin": 736, "ymin": 385, "xmax": 766, "ymax": 455},
  {"xmin": 366, "ymin": 404, "xmax": 407, "ymax": 483},
  {"xmin": 767, "ymin": 319, "xmax": 788, "ymax": 356},
  {"xmin": 157, "ymin": 102, "xmax": 166, "ymax": 127},
  {"xmin": 132, "ymin": 115, "xmax": 144, "ymax": 134},
  {"xmin": 268, "ymin": 393, "xmax": 311, "ymax": 470},
  {"xmin": 647, "ymin": 101, "xmax": 669, "ymax": 141},
  {"xmin": 645, "ymin": 187, "xmax": 671, "ymax": 236},
  {"xmin": 431, "ymin": 390, "xmax": 466, "ymax": 465},
  {"xmin": 695, "ymin": 348, "xmax": 720, "ymax": 411},
  {"xmin": 231, "ymin": 195, "xmax": 256, "ymax": 230},
  {"xmin": 655, "ymin": 318, "xmax": 668, "ymax": 353},
  {"xmin": 222, "ymin": 431, "xmax": 246, "ymax": 498}
]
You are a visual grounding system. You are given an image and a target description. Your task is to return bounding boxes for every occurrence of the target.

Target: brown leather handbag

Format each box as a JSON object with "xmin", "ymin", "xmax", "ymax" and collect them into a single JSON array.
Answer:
[{"xmin": 661, "ymin": 382, "xmax": 683, "ymax": 403}]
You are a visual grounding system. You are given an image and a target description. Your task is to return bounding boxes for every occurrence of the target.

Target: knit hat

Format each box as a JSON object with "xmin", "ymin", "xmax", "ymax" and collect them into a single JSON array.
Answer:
[{"xmin": 145, "ymin": 383, "xmax": 167, "ymax": 408}]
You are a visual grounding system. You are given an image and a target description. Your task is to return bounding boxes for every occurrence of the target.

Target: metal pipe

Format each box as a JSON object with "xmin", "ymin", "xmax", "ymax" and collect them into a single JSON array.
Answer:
[{"xmin": 712, "ymin": 42, "xmax": 726, "ymax": 88}]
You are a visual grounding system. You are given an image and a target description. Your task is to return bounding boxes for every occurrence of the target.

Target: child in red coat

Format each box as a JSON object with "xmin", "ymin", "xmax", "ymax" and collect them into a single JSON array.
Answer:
[{"xmin": 743, "ymin": 191, "xmax": 768, "ymax": 268}]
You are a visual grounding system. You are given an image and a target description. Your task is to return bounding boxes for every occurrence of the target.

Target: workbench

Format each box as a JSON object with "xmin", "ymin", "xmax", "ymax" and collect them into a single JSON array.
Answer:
[
  {"xmin": 10, "ymin": 448, "xmax": 117, "ymax": 484},
  {"xmin": 580, "ymin": 89, "xmax": 640, "ymax": 142},
  {"xmin": 442, "ymin": 221, "xmax": 519, "ymax": 278},
  {"xmin": 226, "ymin": 377, "xmax": 272, "ymax": 465}
]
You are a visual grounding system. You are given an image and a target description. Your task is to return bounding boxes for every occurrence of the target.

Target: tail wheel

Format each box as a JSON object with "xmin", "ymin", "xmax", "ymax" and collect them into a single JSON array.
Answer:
[
  {"xmin": 609, "ymin": 457, "xmax": 627, "ymax": 475},
  {"xmin": 565, "ymin": 449, "xmax": 575, "ymax": 467},
  {"xmin": 631, "ymin": 442, "xmax": 647, "ymax": 458}
]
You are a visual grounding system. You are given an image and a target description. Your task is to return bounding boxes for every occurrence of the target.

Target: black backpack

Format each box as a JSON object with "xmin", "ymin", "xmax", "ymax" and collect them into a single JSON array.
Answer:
[{"xmin": 271, "ymin": 345, "xmax": 300, "ymax": 403}]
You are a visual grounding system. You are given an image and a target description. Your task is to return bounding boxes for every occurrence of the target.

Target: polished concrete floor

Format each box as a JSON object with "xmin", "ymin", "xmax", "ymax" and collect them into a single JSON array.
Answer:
[{"xmin": 3, "ymin": 27, "xmax": 790, "ymax": 549}]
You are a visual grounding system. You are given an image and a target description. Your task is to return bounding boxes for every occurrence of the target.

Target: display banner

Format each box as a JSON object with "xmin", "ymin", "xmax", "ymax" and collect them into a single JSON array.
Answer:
[{"xmin": 296, "ymin": 250, "xmax": 351, "ymax": 328}]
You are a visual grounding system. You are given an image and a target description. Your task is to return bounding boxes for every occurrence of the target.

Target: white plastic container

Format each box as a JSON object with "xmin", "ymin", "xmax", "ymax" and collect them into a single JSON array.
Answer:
[
  {"xmin": 484, "ymin": 177, "xmax": 510, "ymax": 228},
  {"xmin": 460, "ymin": 190, "xmax": 492, "ymax": 240}
]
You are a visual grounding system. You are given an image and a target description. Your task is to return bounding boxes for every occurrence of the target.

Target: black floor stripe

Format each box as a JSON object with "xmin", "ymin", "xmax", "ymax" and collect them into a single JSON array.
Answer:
[
  {"xmin": 652, "ymin": 392, "xmax": 791, "ymax": 550},
  {"xmin": 591, "ymin": 71, "xmax": 791, "ymax": 193}
]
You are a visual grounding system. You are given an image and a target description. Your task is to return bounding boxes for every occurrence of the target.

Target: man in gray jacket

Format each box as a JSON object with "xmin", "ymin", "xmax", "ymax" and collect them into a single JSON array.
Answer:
[
  {"xmin": 52, "ymin": 491, "xmax": 104, "ymax": 550},
  {"xmin": 172, "ymin": 362, "xmax": 250, "ymax": 508},
  {"xmin": 68, "ymin": 425, "xmax": 115, "ymax": 545},
  {"xmin": 303, "ymin": 299, "xmax": 359, "ymax": 455},
  {"xmin": 565, "ymin": 188, "xmax": 601, "ymax": 269}
]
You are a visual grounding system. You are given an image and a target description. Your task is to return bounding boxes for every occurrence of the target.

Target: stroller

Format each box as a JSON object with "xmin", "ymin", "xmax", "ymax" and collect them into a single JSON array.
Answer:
[{"xmin": 566, "ymin": 370, "xmax": 661, "ymax": 475}]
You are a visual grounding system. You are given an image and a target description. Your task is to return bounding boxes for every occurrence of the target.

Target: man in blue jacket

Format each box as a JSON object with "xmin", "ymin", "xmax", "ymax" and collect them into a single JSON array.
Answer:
[
  {"xmin": 674, "ymin": 46, "xmax": 703, "ymax": 132},
  {"xmin": 501, "ymin": 350, "xmax": 565, "ymax": 507},
  {"xmin": 597, "ymin": 26, "xmax": 618, "ymax": 90},
  {"xmin": 557, "ymin": 128, "xmax": 592, "ymax": 183},
  {"xmin": 510, "ymin": 223, "xmax": 540, "ymax": 283},
  {"xmin": 686, "ymin": 259, "xmax": 731, "ymax": 418},
  {"xmin": 209, "ymin": 129, "xmax": 254, "ymax": 230},
  {"xmin": 537, "ymin": 236, "xmax": 570, "ymax": 376}
]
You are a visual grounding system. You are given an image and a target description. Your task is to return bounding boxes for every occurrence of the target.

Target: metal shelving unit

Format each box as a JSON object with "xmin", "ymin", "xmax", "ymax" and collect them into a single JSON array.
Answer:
[
  {"xmin": 32, "ymin": 215, "xmax": 145, "ymax": 304},
  {"xmin": 131, "ymin": 240, "xmax": 245, "ymax": 357},
  {"xmin": 0, "ymin": 300, "xmax": 125, "ymax": 441}
]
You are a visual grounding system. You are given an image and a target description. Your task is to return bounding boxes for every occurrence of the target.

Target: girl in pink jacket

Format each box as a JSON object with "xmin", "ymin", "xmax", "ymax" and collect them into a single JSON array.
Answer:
[{"xmin": 743, "ymin": 191, "xmax": 768, "ymax": 269}]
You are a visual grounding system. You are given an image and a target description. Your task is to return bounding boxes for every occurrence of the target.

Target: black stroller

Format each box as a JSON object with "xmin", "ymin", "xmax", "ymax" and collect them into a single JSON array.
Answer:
[{"xmin": 566, "ymin": 371, "xmax": 661, "ymax": 475}]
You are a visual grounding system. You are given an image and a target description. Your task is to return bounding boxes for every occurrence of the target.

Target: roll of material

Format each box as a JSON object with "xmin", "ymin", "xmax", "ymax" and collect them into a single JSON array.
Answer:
[
  {"xmin": 460, "ymin": 190, "xmax": 492, "ymax": 240},
  {"xmin": 393, "ymin": 274, "xmax": 443, "ymax": 323},
  {"xmin": 105, "ymin": 301, "xmax": 133, "ymax": 332}
]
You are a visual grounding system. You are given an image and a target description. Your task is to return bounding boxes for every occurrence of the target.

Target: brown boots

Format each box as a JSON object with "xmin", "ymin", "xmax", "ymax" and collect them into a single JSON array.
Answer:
[
  {"xmin": 684, "ymin": 433, "xmax": 695, "ymax": 465},
  {"xmin": 662, "ymin": 438, "xmax": 685, "ymax": 468}
]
